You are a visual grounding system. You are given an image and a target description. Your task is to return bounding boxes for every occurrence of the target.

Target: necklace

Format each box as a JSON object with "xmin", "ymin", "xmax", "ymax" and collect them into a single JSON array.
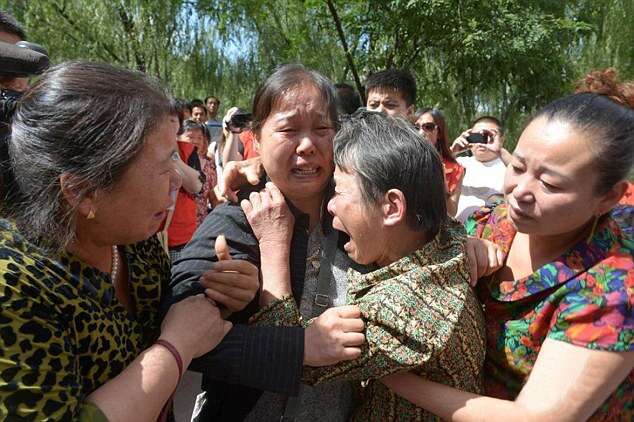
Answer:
[{"xmin": 111, "ymin": 245, "xmax": 119, "ymax": 284}]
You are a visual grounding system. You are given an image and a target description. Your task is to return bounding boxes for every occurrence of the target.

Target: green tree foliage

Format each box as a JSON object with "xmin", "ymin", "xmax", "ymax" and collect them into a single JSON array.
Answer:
[{"xmin": 2, "ymin": 0, "xmax": 631, "ymax": 147}]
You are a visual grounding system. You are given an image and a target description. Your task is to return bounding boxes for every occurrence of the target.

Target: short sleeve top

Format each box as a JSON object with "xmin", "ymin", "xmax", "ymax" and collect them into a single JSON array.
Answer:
[
  {"xmin": 442, "ymin": 158, "xmax": 465, "ymax": 195},
  {"xmin": 466, "ymin": 204, "xmax": 633, "ymax": 421},
  {"xmin": 0, "ymin": 219, "xmax": 170, "ymax": 420}
]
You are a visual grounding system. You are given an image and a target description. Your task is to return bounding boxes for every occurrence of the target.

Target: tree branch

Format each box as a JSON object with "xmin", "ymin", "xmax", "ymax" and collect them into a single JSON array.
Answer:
[
  {"xmin": 115, "ymin": 4, "xmax": 146, "ymax": 72},
  {"xmin": 325, "ymin": 0, "xmax": 365, "ymax": 103},
  {"xmin": 51, "ymin": 1, "xmax": 123, "ymax": 63}
]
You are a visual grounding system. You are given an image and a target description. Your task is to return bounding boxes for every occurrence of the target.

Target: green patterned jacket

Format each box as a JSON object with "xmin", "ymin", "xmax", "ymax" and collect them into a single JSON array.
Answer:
[{"xmin": 251, "ymin": 220, "xmax": 486, "ymax": 421}]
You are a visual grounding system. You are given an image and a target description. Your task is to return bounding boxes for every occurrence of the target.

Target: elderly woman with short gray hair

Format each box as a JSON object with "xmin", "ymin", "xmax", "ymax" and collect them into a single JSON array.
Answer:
[
  {"xmin": 245, "ymin": 110, "xmax": 486, "ymax": 421},
  {"xmin": 0, "ymin": 62, "xmax": 260, "ymax": 421}
]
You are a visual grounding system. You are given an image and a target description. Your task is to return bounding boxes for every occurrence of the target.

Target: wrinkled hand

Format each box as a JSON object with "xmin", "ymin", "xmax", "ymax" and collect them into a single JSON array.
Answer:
[
  {"xmin": 304, "ymin": 306, "xmax": 365, "ymax": 367},
  {"xmin": 160, "ymin": 294, "xmax": 232, "ymax": 361},
  {"xmin": 241, "ymin": 182, "xmax": 295, "ymax": 248},
  {"xmin": 219, "ymin": 157, "xmax": 264, "ymax": 202},
  {"xmin": 465, "ymin": 236, "xmax": 504, "ymax": 286},
  {"xmin": 200, "ymin": 234, "xmax": 259, "ymax": 314}
]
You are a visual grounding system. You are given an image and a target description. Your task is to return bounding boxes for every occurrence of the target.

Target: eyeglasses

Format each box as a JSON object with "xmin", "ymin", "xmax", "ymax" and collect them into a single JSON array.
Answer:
[{"xmin": 414, "ymin": 122, "xmax": 437, "ymax": 132}]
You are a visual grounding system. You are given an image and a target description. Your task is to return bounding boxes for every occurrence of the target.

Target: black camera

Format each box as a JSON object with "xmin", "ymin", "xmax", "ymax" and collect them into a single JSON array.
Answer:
[
  {"xmin": 228, "ymin": 109, "xmax": 253, "ymax": 132},
  {"xmin": 1, "ymin": 41, "xmax": 50, "ymax": 127},
  {"xmin": 466, "ymin": 132, "xmax": 490, "ymax": 144}
]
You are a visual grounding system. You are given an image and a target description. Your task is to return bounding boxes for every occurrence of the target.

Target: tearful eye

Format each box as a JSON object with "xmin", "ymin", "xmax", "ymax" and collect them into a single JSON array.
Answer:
[
  {"xmin": 540, "ymin": 180, "xmax": 560, "ymax": 192},
  {"xmin": 510, "ymin": 164, "xmax": 524, "ymax": 174}
]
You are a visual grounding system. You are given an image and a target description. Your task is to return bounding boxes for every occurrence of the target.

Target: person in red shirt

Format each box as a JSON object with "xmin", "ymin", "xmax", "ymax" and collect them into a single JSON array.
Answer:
[{"xmin": 167, "ymin": 128, "xmax": 205, "ymax": 261}]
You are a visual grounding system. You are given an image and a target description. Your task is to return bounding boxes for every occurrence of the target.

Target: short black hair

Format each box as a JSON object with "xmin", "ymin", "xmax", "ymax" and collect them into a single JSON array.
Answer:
[
  {"xmin": 178, "ymin": 119, "xmax": 205, "ymax": 136},
  {"xmin": 334, "ymin": 83, "xmax": 362, "ymax": 115},
  {"xmin": 471, "ymin": 115, "xmax": 503, "ymax": 135},
  {"xmin": 0, "ymin": 10, "xmax": 26, "ymax": 40},
  {"xmin": 204, "ymin": 96, "xmax": 220, "ymax": 105},
  {"xmin": 190, "ymin": 99, "xmax": 205, "ymax": 109},
  {"xmin": 365, "ymin": 69, "xmax": 416, "ymax": 107},
  {"xmin": 173, "ymin": 98, "xmax": 192, "ymax": 126},
  {"xmin": 334, "ymin": 110, "xmax": 446, "ymax": 237}
]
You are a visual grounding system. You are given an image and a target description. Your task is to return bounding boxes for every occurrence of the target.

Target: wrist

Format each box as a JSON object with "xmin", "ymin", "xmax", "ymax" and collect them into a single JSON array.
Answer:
[
  {"xmin": 156, "ymin": 335, "xmax": 193, "ymax": 368},
  {"xmin": 260, "ymin": 246, "xmax": 291, "ymax": 261},
  {"xmin": 153, "ymin": 338, "xmax": 187, "ymax": 388},
  {"xmin": 260, "ymin": 269, "xmax": 292, "ymax": 297},
  {"xmin": 303, "ymin": 328, "xmax": 317, "ymax": 366}
]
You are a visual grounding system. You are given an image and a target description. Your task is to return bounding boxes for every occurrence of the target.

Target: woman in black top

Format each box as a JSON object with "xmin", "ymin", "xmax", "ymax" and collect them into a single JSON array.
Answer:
[{"xmin": 166, "ymin": 64, "xmax": 366, "ymax": 421}]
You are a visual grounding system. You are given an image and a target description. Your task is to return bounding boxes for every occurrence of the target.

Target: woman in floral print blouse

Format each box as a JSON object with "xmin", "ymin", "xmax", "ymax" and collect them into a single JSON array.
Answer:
[{"xmin": 381, "ymin": 68, "xmax": 634, "ymax": 421}]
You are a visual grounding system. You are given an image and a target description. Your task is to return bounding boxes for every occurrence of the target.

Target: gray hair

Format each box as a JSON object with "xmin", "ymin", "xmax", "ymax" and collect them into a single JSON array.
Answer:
[
  {"xmin": 333, "ymin": 110, "xmax": 447, "ymax": 237},
  {"xmin": 6, "ymin": 61, "xmax": 174, "ymax": 252}
]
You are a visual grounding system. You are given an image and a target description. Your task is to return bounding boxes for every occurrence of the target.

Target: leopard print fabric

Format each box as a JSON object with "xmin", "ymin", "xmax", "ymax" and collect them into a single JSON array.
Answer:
[{"xmin": 0, "ymin": 218, "xmax": 170, "ymax": 420}]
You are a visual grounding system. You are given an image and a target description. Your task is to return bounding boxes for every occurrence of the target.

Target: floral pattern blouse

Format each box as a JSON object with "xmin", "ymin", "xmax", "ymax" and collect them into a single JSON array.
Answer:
[{"xmin": 466, "ymin": 203, "xmax": 633, "ymax": 421}]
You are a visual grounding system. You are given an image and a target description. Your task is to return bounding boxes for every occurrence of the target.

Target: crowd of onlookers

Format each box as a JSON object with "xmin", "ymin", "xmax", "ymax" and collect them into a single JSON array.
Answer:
[
  {"xmin": 1, "ymin": 9, "xmax": 633, "ymax": 422},
  {"xmin": 165, "ymin": 68, "xmax": 560, "ymax": 265}
]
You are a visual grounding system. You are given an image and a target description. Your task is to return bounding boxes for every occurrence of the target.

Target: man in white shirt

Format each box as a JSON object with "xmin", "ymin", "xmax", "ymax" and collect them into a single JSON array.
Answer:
[{"xmin": 451, "ymin": 116, "xmax": 511, "ymax": 222}]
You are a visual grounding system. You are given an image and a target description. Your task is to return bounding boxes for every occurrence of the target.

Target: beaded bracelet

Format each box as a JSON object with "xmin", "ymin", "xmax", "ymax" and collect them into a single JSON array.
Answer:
[{"xmin": 155, "ymin": 339, "xmax": 184, "ymax": 383}]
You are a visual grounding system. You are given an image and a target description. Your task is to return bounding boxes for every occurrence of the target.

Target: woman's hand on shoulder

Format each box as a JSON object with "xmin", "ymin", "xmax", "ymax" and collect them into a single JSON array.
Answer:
[
  {"xmin": 160, "ymin": 294, "xmax": 232, "ymax": 361},
  {"xmin": 241, "ymin": 181, "xmax": 295, "ymax": 250},
  {"xmin": 465, "ymin": 236, "xmax": 504, "ymax": 286}
]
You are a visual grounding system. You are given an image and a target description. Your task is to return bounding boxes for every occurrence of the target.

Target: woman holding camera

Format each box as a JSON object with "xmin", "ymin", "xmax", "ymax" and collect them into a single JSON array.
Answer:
[
  {"xmin": 381, "ymin": 69, "xmax": 633, "ymax": 421},
  {"xmin": 0, "ymin": 62, "xmax": 259, "ymax": 421}
]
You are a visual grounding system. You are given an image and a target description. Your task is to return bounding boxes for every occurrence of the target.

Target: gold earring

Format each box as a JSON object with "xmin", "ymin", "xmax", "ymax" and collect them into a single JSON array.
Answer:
[{"xmin": 87, "ymin": 209, "xmax": 96, "ymax": 220}]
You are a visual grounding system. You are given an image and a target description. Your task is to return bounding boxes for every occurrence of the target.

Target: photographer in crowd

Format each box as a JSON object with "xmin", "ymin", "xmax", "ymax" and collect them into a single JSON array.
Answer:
[
  {"xmin": 451, "ymin": 116, "xmax": 509, "ymax": 222},
  {"xmin": 0, "ymin": 12, "xmax": 28, "ymax": 94},
  {"xmin": 1, "ymin": 11, "xmax": 49, "ymax": 207}
]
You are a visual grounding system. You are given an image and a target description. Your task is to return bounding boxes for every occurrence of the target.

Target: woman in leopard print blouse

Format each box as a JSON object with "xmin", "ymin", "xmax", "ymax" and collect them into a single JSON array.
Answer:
[{"xmin": 0, "ymin": 62, "xmax": 256, "ymax": 421}]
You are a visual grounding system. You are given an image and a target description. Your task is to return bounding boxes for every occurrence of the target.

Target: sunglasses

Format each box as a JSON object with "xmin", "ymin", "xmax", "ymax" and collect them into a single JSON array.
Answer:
[{"xmin": 415, "ymin": 122, "xmax": 437, "ymax": 131}]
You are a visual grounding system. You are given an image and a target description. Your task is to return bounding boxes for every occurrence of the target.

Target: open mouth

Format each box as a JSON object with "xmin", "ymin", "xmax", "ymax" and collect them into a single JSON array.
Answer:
[
  {"xmin": 291, "ymin": 166, "xmax": 320, "ymax": 176},
  {"xmin": 332, "ymin": 219, "xmax": 353, "ymax": 251}
]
